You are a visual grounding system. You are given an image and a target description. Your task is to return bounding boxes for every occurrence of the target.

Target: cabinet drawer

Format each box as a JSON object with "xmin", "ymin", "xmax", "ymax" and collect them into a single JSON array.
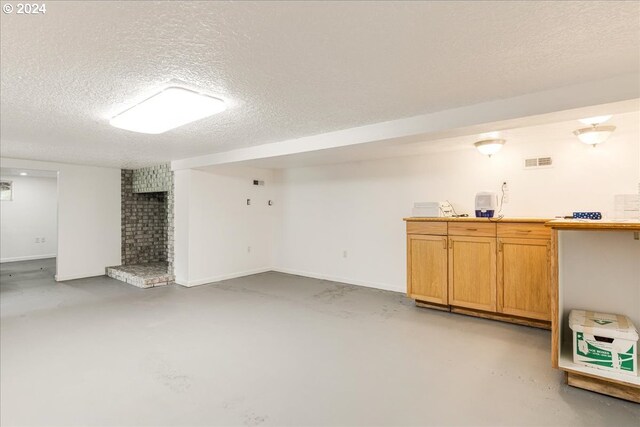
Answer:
[
  {"xmin": 406, "ymin": 221, "xmax": 447, "ymax": 236},
  {"xmin": 448, "ymin": 222, "xmax": 496, "ymax": 237},
  {"xmin": 497, "ymin": 223, "xmax": 550, "ymax": 239}
]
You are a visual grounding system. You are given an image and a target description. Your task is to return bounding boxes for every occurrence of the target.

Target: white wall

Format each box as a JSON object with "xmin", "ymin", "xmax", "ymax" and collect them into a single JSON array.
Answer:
[
  {"xmin": 0, "ymin": 176, "xmax": 58, "ymax": 262},
  {"xmin": 274, "ymin": 120, "xmax": 640, "ymax": 293},
  {"xmin": 559, "ymin": 231, "xmax": 640, "ymax": 335},
  {"xmin": 173, "ymin": 169, "xmax": 191, "ymax": 285},
  {"xmin": 0, "ymin": 158, "xmax": 121, "ymax": 281},
  {"xmin": 173, "ymin": 167, "xmax": 278, "ymax": 286}
]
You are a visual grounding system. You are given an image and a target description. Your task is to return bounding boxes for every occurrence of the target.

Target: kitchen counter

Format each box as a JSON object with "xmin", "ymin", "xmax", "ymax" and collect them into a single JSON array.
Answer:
[
  {"xmin": 403, "ymin": 217, "xmax": 550, "ymax": 223},
  {"xmin": 545, "ymin": 219, "xmax": 640, "ymax": 231},
  {"xmin": 405, "ymin": 217, "xmax": 640, "ymax": 230}
]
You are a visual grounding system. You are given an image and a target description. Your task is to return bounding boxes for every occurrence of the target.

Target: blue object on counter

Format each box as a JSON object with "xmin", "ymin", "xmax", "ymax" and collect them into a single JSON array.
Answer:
[
  {"xmin": 573, "ymin": 212, "xmax": 602, "ymax": 220},
  {"xmin": 475, "ymin": 210, "xmax": 495, "ymax": 218}
]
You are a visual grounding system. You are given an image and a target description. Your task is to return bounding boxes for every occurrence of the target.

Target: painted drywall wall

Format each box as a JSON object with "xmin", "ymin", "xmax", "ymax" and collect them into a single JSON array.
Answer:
[
  {"xmin": 173, "ymin": 169, "xmax": 191, "ymax": 285},
  {"xmin": 173, "ymin": 167, "xmax": 278, "ymax": 286},
  {"xmin": 559, "ymin": 231, "xmax": 640, "ymax": 336},
  {"xmin": 273, "ymin": 121, "xmax": 640, "ymax": 292},
  {"xmin": 0, "ymin": 158, "xmax": 121, "ymax": 280},
  {"xmin": 0, "ymin": 176, "xmax": 58, "ymax": 262}
]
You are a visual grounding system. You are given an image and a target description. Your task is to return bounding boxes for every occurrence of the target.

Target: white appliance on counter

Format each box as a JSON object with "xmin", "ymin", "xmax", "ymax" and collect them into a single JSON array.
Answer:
[
  {"xmin": 412, "ymin": 201, "xmax": 454, "ymax": 217},
  {"xmin": 475, "ymin": 192, "xmax": 498, "ymax": 218}
]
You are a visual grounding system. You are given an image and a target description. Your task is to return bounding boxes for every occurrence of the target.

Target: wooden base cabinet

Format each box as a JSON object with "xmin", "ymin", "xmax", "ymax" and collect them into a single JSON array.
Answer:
[
  {"xmin": 448, "ymin": 236, "xmax": 496, "ymax": 312},
  {"xmin": 405, "ymin": 218, "xmax": 551, "ymax": 328},
  {"xmin": 497, "ymin": 238, "xmax": 551, "ymax": 321},
  {"xmin": 407, "ymin": 234, "xmax": 448, "ymax": 305}
]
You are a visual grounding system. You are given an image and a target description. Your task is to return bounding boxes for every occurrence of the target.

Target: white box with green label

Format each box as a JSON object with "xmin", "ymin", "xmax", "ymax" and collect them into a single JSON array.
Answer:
[{"xmin": 569, "ymin": 310, "xmax": 638, "ymax": 376}]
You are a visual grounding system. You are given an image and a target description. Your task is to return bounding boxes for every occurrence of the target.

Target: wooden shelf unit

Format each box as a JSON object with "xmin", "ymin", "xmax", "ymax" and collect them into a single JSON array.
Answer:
[{"xmin": 547, "ymin": 220, "xmax": 640, "ymax": 403}]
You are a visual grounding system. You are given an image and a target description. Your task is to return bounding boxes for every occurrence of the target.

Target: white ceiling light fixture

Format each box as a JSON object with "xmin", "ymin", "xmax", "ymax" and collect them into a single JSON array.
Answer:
[
  {"xmin": 578, "ymin": 115, "xmax": 612, "ymax": 126},
  {"xmin": 109, "ymin": 86, "xmax": 227, "ymax": 134},
  {"xmin": 19, "ymin": 172, "xmax": 28, "ymax": 176},
  {"xmin": 574, "ymin": 115, "xmax": 615, "ymax": 146},
  {"xmin": 474, "ymin": 138, "xmax": 505, "ymax": 157}
]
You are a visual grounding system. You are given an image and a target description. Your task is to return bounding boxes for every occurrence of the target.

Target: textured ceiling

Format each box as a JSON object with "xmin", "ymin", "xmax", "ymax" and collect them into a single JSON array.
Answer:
[{"xmin": 1, "ymin": 1, "xmax": 639, "ymax": 168}]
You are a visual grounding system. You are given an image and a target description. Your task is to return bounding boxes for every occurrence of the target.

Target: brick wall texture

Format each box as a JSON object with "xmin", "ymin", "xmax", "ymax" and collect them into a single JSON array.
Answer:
[
  {"xmin": 121, "ymin": 164, "xmax": 174, "ymax": 273},
  {"xmin": 132, "ymin": 164, "xmax": 173, "ymax": 193}
]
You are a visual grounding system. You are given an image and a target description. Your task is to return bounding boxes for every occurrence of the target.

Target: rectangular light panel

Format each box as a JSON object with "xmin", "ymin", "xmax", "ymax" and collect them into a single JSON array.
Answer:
[{"xmin": 110, "ymin": 87, "xmax": 226, "ymax": 134}]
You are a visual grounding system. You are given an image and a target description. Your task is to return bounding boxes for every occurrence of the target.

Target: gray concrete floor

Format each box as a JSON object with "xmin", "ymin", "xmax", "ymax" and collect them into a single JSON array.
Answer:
[{"xmin": 1, "ymin": 259, "xmax": 639, "ymax": 427}]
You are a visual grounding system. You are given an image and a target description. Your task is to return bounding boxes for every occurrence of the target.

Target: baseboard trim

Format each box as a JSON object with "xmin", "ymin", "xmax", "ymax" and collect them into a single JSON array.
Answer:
[
  {"xmin": 272, "ymin": 268, "xmax": 403, "ymax": 293},
  {"xmin": 174, "ymin": 277, "xmax": 188, "ymax": 287},
  {"xmin": 175, "ymin": 267, "xmax": 403, "ymax": 293},
  {"xmin": 178, "ymin": 268, "xmax": 272, "ymax": 287},
  {"xmin": 55, "ymin": 272, "xmax": 105, "ymax": 282},
  {"xmin": 1, "ymin": 254, "xmax": 56, "ymax": 263}
]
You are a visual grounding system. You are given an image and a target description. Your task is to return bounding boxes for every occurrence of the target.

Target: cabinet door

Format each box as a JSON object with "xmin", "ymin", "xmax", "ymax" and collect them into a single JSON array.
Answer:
[
  {"xmin": 497, "ymin": 238, "xmax": 551, "ymax": 321},
  {"xmin": 407, "ymin": 234, "xmax": 448, "ymax": 305},
  {"xmin": 448, "ymin": 236, "xmax": 496, "ymax": 311}
]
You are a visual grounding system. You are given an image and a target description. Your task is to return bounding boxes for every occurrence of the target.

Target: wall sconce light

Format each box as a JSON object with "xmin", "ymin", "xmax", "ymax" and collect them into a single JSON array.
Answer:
[{"xmin": 474, "ymin": 139, "xmax": 505, "ymax": 157}]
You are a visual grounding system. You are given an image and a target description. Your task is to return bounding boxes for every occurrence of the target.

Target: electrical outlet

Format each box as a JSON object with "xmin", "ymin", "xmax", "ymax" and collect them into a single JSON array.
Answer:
[
  {"xmin": 247, "ymin": 246, "xmax": 251, "ymax": 253},
  {"xmin": 41, "ymin": 237, "xmax": 46, "ymax": 243},
  {"xmin": 342, "ymin": 250, "xmax": 348, "ymax": 258},
  {"xmin": 246, "ymin": 199, "xmax": 251, "ymax": 205},
  {"xmin": 35, "ymin": 237, "xmax": 40, "ymax": 243},
  {"xmin": 502, "ymin": 181, "xmax": 510, "ymax": 204}
]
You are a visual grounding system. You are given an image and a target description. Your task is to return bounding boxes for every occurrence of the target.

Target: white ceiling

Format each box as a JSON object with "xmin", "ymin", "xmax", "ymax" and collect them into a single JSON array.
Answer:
[{"xmin": 1, "ymin": 1, "xmax": 639, "ymax": 169}]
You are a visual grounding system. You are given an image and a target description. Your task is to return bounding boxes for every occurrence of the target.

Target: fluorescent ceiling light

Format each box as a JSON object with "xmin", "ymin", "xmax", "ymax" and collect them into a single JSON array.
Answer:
[
  {"xmin": 578, "ymin": 115, "xmax": 612, "ymax": 126},
  {"xmin": 19, "ymin": 172, "xmax": 28, "ymax": 176},
  {"xmin": 573, "ymin": 125, "xmax": 616, "ymax": 146},
  {"xmin": 110, "ymin": 87, "xmax": 226, "ymax": 134},
  {"xmin": 474, "ymin": 139, "xmax": 505, "ymax": 157}
]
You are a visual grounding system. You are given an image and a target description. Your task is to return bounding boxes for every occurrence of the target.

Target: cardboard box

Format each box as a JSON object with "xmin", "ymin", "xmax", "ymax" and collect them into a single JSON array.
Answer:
[{"xmin": 569, "ymin": 310, "xmax": 638, "ymax": 376}]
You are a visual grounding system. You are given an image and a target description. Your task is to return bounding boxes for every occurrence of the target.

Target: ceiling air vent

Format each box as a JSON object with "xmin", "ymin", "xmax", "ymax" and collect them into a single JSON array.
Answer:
[{"xmin": 524, "ymin": 156, "xmax": 553, "ymax": 169}]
